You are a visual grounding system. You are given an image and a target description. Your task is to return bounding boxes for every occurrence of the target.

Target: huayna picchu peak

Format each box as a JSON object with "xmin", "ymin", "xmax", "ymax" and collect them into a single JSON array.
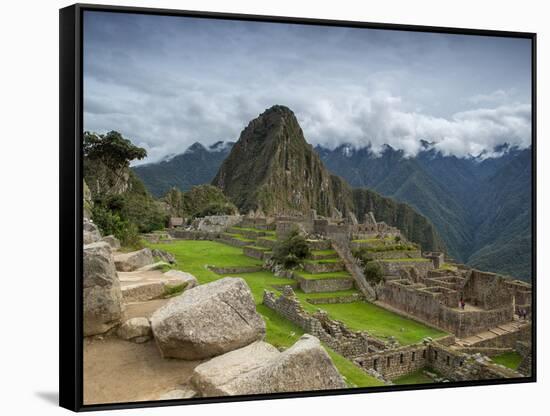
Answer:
[{"xmin": 212, "ymin": 105, "xmax": 443, "ymax": 252}]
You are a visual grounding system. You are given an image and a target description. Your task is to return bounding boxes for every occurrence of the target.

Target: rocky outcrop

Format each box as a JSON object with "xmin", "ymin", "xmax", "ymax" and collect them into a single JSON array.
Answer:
[
  {"xmin": 163, "ymin": 270, "xmax": 198, "ymax": 289},
  {"xmin": 150, "ymin": 277, "xmax": 265, "ymax": 360},
  {"xmin": 117, "ymin": 317, "xmax": 152, "ymax": 343},
  {"xmin": 114, "ymin": 248, "xmax": 154, "ymax": 272},
  {"xmin": 119, "ymin": 269, "xmax": 190, "ymax": 303},
  {"xmin": 158, "ymin": 389, "xmax": 197, "ymax": 400},
  {"xmin": 83, "ymin": 242, "xmax": 124, "ymax": 336},
  {"xmin": 191, "ymin": 215, "xmax": 242, "ymax": 233},
  {"xmin": 151, "ymin": 248, "xmax": 176, "ymax": 264},
  {"xmin": 101, "ymin": 235, "xmax": 121, "ymax": 250},
  {"xmin": 191, "ymin": 335, "xmax": 346, "ymax": 396},
  {"xmin": 83, "ymin": 218, "xmax": 101, "ymax": 245}
]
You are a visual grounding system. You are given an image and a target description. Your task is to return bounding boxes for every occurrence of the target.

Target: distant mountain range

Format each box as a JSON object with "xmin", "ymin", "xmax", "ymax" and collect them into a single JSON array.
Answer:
[
  {"xmin": 316, "ymin": 143, "xmax": 532, "ymax": 280},
  {"xmin": 133, "ymin": 140, "xmax": 234, "ymax": 198},
  {"xmin": 132, "ymin": 112, "xmax": 532, "ymax": 281}
]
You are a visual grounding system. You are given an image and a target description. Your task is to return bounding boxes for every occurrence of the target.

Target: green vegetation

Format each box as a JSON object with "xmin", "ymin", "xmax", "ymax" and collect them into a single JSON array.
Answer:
[
  {"xmin": 304, "ymin": 258, "xmax": 342, "ymax": 264},
  {"xmin": 316, "ymin": 302, "xmax": 447, "ymax": 345},
  {"xmin": 272, "ymin": 229, "xmax": 310, "ymax": 268},
  {"xmin": 163, "ymin": 184, "xmax": 237, "ymax": 219},
  {"xmin": 393, "ymin": 368, "xmax": 436, "ymax": 385},
  {"xmin": 310, "ymin": 249, "xmax": 337, "ymax": 256},
  {"xmin": 163, "ymin": 283, "xmax": 187, "ymax": 298},
  {"xmin": 364, "ymin": 262, "xmax": 384, "ymax": 284},
  {"xmin": 294, "ymin": 270, "xmax": 352, "ymax": 280},
  {"xmin": 491, "ymin": 351, "xmax": 522, "ymax": 370},
  {"xmin": 84, "ymin": 131, "xmax": 167, "ymax": 247},
  {"xmin": 378, "ymin": 258, "xmax": 430, "ymax": 263}
]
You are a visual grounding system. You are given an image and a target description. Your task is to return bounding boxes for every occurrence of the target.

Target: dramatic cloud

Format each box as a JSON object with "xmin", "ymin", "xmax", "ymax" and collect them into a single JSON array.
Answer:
[{"xmin": 83, "ymin": 11, "xmax": 532, "ymax": 163}]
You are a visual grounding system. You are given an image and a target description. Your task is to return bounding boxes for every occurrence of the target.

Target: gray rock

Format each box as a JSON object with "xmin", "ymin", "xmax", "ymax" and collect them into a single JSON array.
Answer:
[
  {"xmin": 83, "ymin": 218, "xmax": 101, "ymax": 245},
  {"xmin": 152, "ymin": 248, "xmax": 176, "ymax": 264},
  {"xmin": 117, "ymin": 317, "xmax": 152, "ymax": 342},
  {"xmin": 191, "ymin": 334, "xmax": 346, "ymax": 396},
  {"xmin": 191, "ymin": 341, "xmax": 280, "ymax": 396},
  {"xmin": 137, "ymin": 261, "xmax": 171, "ymax": 272},
  {"xmin": 83, "ymin": 242, "xmax": 124, "ymax": 336},
  {"xmin": 163, "ymin": 270, "xmax": 198, "ymax": 289},
  {"xmin": 114, "ymin": 248, "xmax": 154, "ymax": 272},
  {"xmin": 151, "ymin": 277, "xmax": 265, "ymax": 360},
  {"xmin": 101, "ymin": 235, "xmax": 121, "ymax": 250},
  {"xmin": 158, "ymin": 389, "xmax": 197, "ymax": 400}
]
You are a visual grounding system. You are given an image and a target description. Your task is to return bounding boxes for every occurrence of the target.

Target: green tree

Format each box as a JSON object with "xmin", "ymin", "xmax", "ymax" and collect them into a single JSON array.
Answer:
[
  {"xmin": 272, "ymin": 228, "xmax": 310, "ymax": 269},
  {"xmin": 83, "ymin": 131, "xmax": 147, "ymax": 197}
]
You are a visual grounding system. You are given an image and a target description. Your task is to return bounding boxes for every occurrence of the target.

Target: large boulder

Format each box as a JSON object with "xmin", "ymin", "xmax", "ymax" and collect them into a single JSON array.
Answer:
[
  {"xmin": 191, "ymin": 341, "xmax": 280, "ymax": 396},
  {"xmin": 83, "ymin": 218, "xmax": 101, "ymax": 245},
  {"xmin": 163, "ymin": 270, "xmax": 198, "ymax": 290},
  {"xmin": 191, "ymin": 335, "xmax": 346, "ymax": 396},
  {"xmin": 152, "ymin": 248, "xmax": 176, "ymax": 264},
  {"xmin": 83, "ymin": 242, "xmax": 124, "ymax": 336},
  {"xmin": 114, "ymin": 248, "xmax": 154, "ymax": 272},
  {"xmin": 151, "ymin": 277, "xmax": 265, "ymax": 360}
]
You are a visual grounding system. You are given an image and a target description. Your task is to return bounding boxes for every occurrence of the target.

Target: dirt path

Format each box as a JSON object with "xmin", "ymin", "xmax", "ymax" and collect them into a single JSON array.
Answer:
[{"xmin": 83, "ymin": 298, "xmax": 201, "ymax": 405}]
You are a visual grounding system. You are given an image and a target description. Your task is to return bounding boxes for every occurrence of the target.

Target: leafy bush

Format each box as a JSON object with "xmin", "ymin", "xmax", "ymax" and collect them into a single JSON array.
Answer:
[
  {"xmin": 91, "ymin": 205, "xmax": 142, "ymax": 248},
  {"xmin": 272, "ymin": 229, "xmax": 310, "ymax": 269},
  {"xmin": 364, "ymin": 262, "xmax": 384, "ymax": 284},
  {"xmin": 194, "ymin": 202, "xmax": 237, "ymax": 218},
  {"xmin": 353, "ymin": 247, "xmax": 375, "ymax": 264}
]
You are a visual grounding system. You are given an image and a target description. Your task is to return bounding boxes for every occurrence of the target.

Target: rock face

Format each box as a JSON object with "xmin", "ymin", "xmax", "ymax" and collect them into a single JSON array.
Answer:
[
  {"xmin": 191, "ymin": 335, "xmax": 346, "ymax": 396},
  {"xmin": 83, "ymin": 218, "xmax": 101, "ymax": 245},
  {"xmin": 151, "ymin": 248, "xmax": 176, "ymax": 264},
  {"xmin": 83, "ymin": 242, "xmax": 124, "ymax": 336},
  {"xmin": 119, "ymin": 270, "xmax": 190, "ymax": 303},
  {"xmin": 101, "ymin": 235, "xmax": 121, "ymax": 250},
  {"xmin": 150, "ymin": 277, "xmax": 265, "ymax": 360},
  {"xmin": 163, "ymin": 270, "xmax": 198, "ymax": 290},
  {"xmin": 114, "ymin": 248, "xmax": 154, "ymax": 272},
  {"xmin": 117, "ymin": 317, "xmax": 152, "ymax": 343}
]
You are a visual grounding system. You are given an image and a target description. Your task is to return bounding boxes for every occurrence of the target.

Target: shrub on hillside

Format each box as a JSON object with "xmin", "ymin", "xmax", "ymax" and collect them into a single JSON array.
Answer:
[
  {"xmin": 272, "ymin": 229, "xmax": 310, "ymax": 269},
  {"xmin": 194, "ymin": 202, "xmax": 237, "ymax": 218},
  {"xmin": 364, "ymin": 262, "xmax": 384, "ymax": 284},
  {"xmin": 91, "ymin": 205, "xmax": 142, "ymax": 248}
]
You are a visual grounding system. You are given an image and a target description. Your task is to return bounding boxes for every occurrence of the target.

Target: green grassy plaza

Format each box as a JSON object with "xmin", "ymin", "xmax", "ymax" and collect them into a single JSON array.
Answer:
[
  {"xmin": 148, "ymin": 239, "xmax": 447, "ymax": 387},
  {"xmin": 491, "ymin": 351, "xmax": 522, "ymax": 370}
]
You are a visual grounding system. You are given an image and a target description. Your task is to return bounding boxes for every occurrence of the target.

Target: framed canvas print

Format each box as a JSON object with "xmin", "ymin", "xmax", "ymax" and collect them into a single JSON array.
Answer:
[{"xmin": 59, "ymin": 3, "xmax": 536, "ymax": 412}]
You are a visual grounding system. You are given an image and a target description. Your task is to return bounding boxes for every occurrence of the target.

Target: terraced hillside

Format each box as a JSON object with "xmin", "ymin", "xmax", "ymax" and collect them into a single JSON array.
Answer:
[{"xmin": 147, "ymin": 224, "xmax": 448, "ymax": 386}]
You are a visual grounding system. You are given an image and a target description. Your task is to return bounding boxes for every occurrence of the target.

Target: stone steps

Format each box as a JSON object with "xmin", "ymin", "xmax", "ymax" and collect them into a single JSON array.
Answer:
[
  {"xmin": 456, "ymin": 320, "xmax": 531, "ymax": 347},
  {"xmin": 219, "ymin": 233, "xmax": 256, "ymax": 247},
  {"xmin": 293, "ymin": 270, "xmax": 354, "ymax": 294}
]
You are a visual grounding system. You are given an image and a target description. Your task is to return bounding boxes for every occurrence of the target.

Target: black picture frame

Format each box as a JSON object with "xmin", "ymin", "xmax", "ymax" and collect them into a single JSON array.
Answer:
[{"xmin": 59, "ymin": 3, "xmax": 537, "ymax": 412}]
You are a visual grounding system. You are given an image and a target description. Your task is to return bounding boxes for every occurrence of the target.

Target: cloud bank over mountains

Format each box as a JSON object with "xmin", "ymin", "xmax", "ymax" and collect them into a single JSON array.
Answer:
[{"xmin": 83, "ymin": 12, "xmax": 532, "ymax": 164}]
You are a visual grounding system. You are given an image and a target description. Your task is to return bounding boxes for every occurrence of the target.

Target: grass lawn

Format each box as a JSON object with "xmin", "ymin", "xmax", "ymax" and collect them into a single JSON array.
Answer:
[
  {"xmin": 304, "ymin": 258, "xmax": 342, "ymax": 264},
  {"xmin": 146, "ymin": 240, "xmax": 383, "ymax": 387},
  {"xmin": 491, "ymin": 351, "xmax": 522, "ymax": 370},
  {"xmin": 295, "ymin": 270, "xmax": 352, "ymax": 280},
  {"xmin": 316, "ymin": 302, "xmax": 447, "ymax": 345},
  {"xmin": 393, "ymin": 368, "xmax": 437, "ymax": 385},
  {"xmin": 378, "ymin": 258, "xmax": 430, "ymax": 263},
  {"xmin": 311, "ymin": 249, "xmax": 337, "ymax": 256}
]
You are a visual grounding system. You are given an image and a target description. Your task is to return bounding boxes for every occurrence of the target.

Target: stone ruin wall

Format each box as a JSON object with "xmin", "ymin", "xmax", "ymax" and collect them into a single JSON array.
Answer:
[
  {"xmin": 354, "ymin": 344, "xmax": 429, "ymax": 380},
  {"xmin": 379, "ymin": 279, "xmax": 514, "ymax": 337},
  {"xmin": 263, "ymin": 287, "xmax": 385, "ymax": 358},
  {"xmin": 463, "ymin": 270, "xmax": 514, "ymax": 310},
  {"xmin": 355, "ymin": 342, "xmax": 521, "ymax": 381}
]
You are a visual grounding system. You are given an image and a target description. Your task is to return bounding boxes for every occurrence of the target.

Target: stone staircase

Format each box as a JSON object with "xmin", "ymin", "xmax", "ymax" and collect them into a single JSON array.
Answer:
[{"xmin": 455, "ymin": 319, "xmax": 530, "ymax": 347}]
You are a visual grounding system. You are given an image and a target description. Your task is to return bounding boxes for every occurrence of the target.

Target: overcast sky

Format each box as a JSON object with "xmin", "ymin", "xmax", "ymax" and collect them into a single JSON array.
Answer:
[{"xmin": 83, "ymin": 11, "xmax": 532, "ymax": 164}]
